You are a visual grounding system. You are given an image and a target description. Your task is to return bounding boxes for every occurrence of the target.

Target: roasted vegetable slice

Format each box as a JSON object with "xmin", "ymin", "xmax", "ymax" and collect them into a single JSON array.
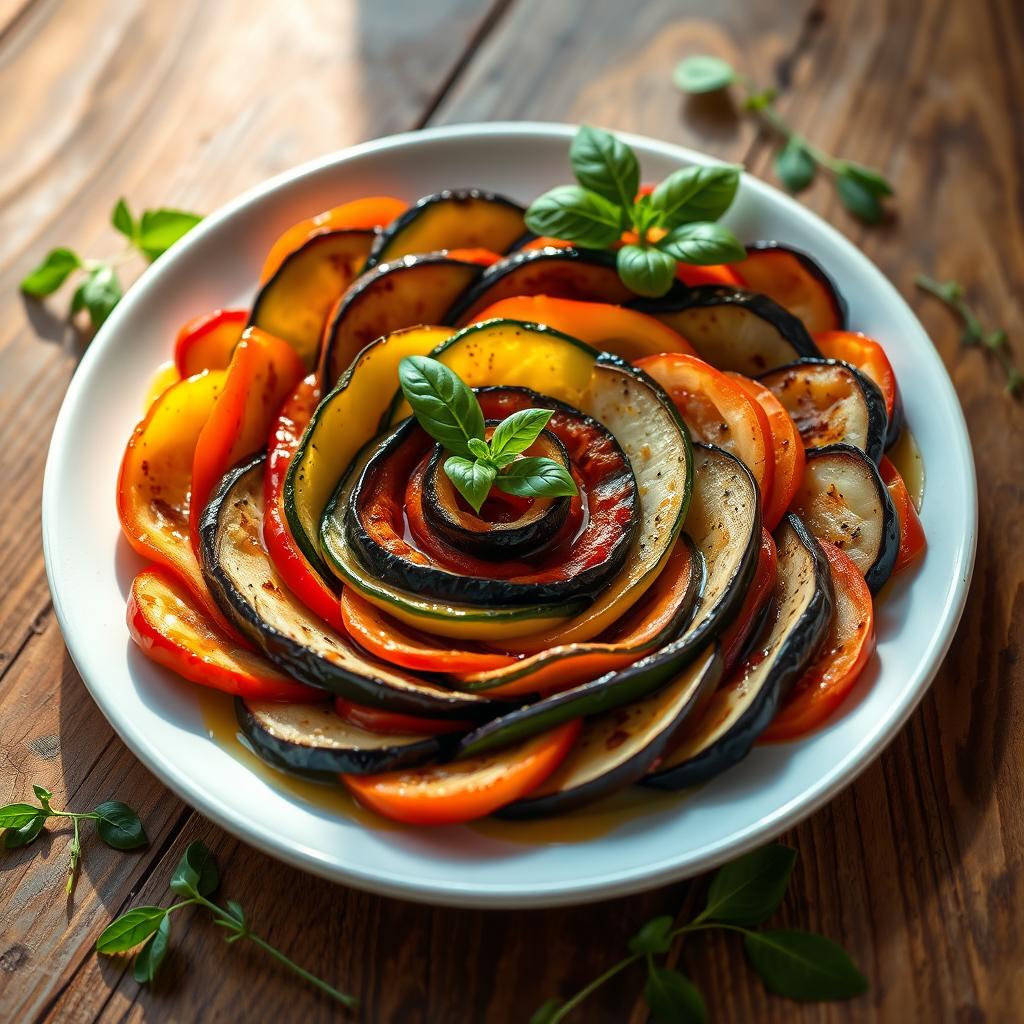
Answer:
[
  {"xmin": 720, "ymin": 529, "xmax": 778, "ymax": 673},
  {"xmin": 760, "ymin": 358, "xmax": 888, "ymax": 463},
  {"xmin": 789, "ymin": 443, "xmax": 900, "ymax": 593},
  {"xmin": 879, "ymin": 456, "xmax": 926, "ymax": 573},
  {"xmin": 632, "ymin": 286, "xmax": 820, "ymax": 376},
  {"xmin": 174, "ymin": 308, "xmax": 246, "ymax": 376},
  {"xmin": 645, "ymin": 514, "xmax": 833, "ymax": 788}
]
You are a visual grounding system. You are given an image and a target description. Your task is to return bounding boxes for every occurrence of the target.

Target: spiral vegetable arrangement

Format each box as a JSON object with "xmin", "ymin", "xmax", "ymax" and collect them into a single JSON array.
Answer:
[{"xmin": 118, "ymin": 174, "xmax": 925, "ymax": 825}]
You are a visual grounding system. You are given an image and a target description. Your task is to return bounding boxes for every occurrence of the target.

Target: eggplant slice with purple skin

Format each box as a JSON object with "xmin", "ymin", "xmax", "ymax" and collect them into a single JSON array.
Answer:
[{"xmin": 644, "ymin": 514, "xmax": 833, "ymax": 790}]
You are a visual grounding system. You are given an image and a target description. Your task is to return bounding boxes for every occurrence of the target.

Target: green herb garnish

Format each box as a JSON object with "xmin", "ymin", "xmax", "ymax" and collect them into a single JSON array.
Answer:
[
  {"xmin": 0, "ymin": 786, "xmax": 147, "ymax": 894},
  {"xmin": 533, "ymin": 844, "xmax": 867, "ymax": 1023},
  {"xmin": 525, "ymin": 125, "xmax": 745, "ymax": 297},
  {"xmin": 398, "ymin": 355, "xmax": 577, "ymax": 514},
  {"xmin": 19, "ymin": 197, "xmax": 202, "ymax": 331},
  {"xmin": 674, "ymin": 55, "xmax": 895, "ymax": 224},
  {"xmin": 915, "ymin": 275, "xmax": 1022, "ymax": 396},
  {"xmin": 96, "ymin": 840, "xmax": 356, "ymax": 1005}
]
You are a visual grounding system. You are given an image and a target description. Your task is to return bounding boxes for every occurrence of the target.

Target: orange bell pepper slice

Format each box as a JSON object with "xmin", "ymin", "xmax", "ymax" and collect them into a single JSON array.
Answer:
[
  {"xmin": 334, "ymin": 697, "xmax": 472, "ymax": 737},
  {"xmin": 259, "ymin": 196, "xmax": 407, "ymax": 282},
  {"xmin": 814, "ymin": 329, "xmax": 900, "ymax": 423},
  {"xmin": 174, "ymin": 308, "xmax": 247, "ymax": 377},
  {"xmin": 879, "ymin": 456, "xmax": 926, "ymax": 573},
  {"xmin": 128, "ymin": 567, "xmax": 319, "ymax": 701},
  {"xmin": 189, "ymin": 327, "xmax": 306, "ymax": 548},
  {"xmin": 343, "ymin": 720, "xmax": 581, "ymax": 825}
]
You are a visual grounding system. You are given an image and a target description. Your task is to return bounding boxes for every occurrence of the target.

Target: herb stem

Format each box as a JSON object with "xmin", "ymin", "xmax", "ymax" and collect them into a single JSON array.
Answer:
[{"xmin": 548, "ymin": 951, "xmax": 644, "ymax": 1023}]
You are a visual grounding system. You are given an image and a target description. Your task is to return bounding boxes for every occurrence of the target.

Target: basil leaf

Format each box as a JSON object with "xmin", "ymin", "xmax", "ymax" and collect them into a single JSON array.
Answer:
[
  {"xmin": 672, "ymin": 55, "xmax": 736, "ymax": 94},
  {"xmin": 570, "ymin": 125, "xmax": 639, "ymax": 210},
  {"xmin": 530, "ymin": 999, "xmax": 564, "ymax": 1024},
  {"xmin": 617, "ymin": 244, "xmax": 677, "ymax": 297},
  {"xmin": 775, "ymin": 140, "xmax": 817, "ymax": 193},
  {"xmin": 112, "ymin": 198, "xmax": 136, "ymax": 240},
  {"xmin": 136, "ymin": 209, "xmax": 202, "ymax": 261},
  {"xmin": 0, "ymin": 803, "xmax": 44, "ymax": 829},
  {"xmin": 467, "ymin": 437, "xmax": 491, "ymax": 461},
  {"xmin": 4, "ymin": 812, "xmax": 46, "ymax": 849},
  {"xmin": 20, "ymin": 248, "xmax": 81, "ymax": 297},
  {"xmin": 656, "ymin": 222, "xmax": 745, "ymax": 266},
  {"xmin": 643, "ymin": 966, "xmax": 706, "ymax": 1024},
  {"xmin": 94, "ymin": 800, "xmax": 148, "ymax": 850},
  {"xmin": 744, "ymin": 929, "xmax": 868, "ymax": 1000},
  {"xmin": 703, "ymin": 843, "xmax": 796, "ymax": 925},
  {"xmin": 170, "ymin": 841, "xmax": 219, "ymax": 897},
  {"xmin": 444, "ymin": 457, "xmax": 496, "ymax": 515},
  {"xmin": 649, "ymin": 165, "xmax": 742, "ymax": 228},
  {"xmin": 489, "ymin": 408, "xmax": 553, "ymax": 458},
  {"xmin": 399, "ymin": 356, "xmax": 484, "ymax": 457},
  {"xmin": 494, "ymin": 458, "xmax": 577, "ymax": 498},
  {"xmin": 96, "ymin": 906, "xmax": 168, "ymax": 953},
  {"xmin": 628, "ymin": 915, "xmax": 674, "ymax": 955},
  {"xmin": 133, "ymin": 914, "xmax": 171, "ymax": 983},
  {"xmin": 71, "ymin": 264, "xmax": 123, "ymax": 330},
  {"xmin": 839, "ymin": 162, "xmax": 894, "ymax": 198},
  {"xmin": 836, "ymin": 174, "xmax": 884, "ymax": 224},
  {"xmin": 524, "ymin": 185, "xmax": 625, "ymax": 249}
]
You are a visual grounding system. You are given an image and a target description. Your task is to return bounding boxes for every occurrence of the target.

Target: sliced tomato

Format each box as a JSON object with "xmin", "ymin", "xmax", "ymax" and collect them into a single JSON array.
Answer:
[
  {"xmin": 469, "ymin": 295, "xmax": 696, "ymax": 362},
  {"xmin": 733, "ymin": 247, "xmax": 843, "ymax": 333},
  {"xmin": 637, "ymin": 353, "xmax": 774, "ymax": 499},
  {"xmin": 259, "ymin": 195, "xmax": 407, "ymax": 282},
  {"xmin": 814, "ymin": 330, "xmax": 900, "ymax": 422},
  {"xmin": 190, "ymin": 327, "xmax": 306, "ymax": 548},
  {"xmin": 128, "ymin": 567, "xmax": 318, "ymax": 701},
  {"xmin": 334, "ymin": 698, "xmax": 472, "ymax": 737},
  {"xmin": 173, "ymin": 309, "xmax": 247, "ymax": 377},
  {"xmin": 719, "ymin": 530, "xmax": 778, "ymax": 673},
  {"xmin": 520, "ymin": 235, "xmax": 570, "ymax": 251},
  {"xmin": 444, "ymin": 247, "xmax": 503, "ymax": 266},
  {"xmin": 674, "ymin": 263, "xmax": 743, "ymax": 288},
  {"xmin": 727, "ymin": 372, "xmax": 805, "ymax": 531},
  {"xmin": 879, "ymin": 456, "xmax": 926, "ymax": 573},
  {"xmin": 343, "ymin": 720, "xmax": 581, "ymax": 825},
  {"xmin": 263, "ymin": 374, "xmax": 345, "ymax": 631},
  {"xmin": 761, "ymin": 542, "xmax": 875, "ymax": 740}
]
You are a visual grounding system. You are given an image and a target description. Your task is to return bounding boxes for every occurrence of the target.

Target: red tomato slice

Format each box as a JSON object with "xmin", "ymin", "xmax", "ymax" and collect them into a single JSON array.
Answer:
[
  {"xmin": 760, "ymin": 542, "xmax": 875, "ymax": 741},
  {"xmin": 173, "ymin": 309, "xmax": 247, "ymax": 377},
  {"xmin": 674, "ymin": 263, "xmax": 743, "ymax": 288},
  {"xmin": 637, "ymin": 353, "xmax": 774, "ymax": 500},
  {"xmin": 732, "ymin": 247, "xmax": 844, "ymax": 333},
  {"xmin": 727, "ymin": 372, "xmax": 806, "ymax": 531},
  {"xmin": 334, "ymin": 698, "xmax": 472, "ymax": 737},
  {"xmin": 814, "ymin": 330, "xmax": 900, "ymax": 422},
  {"xmin": 444, "ymin": 247, "xmax": 503, "ymax": 266},
  {"xmin": 720, "ymin": 530, "xmax": 778, "ymax": 673},
  {"xmin": 343, "ymin": 720, "xmax": 581, "ymax": 825},
  {"xmin": 128, "ymin": 567, "xmax": 318, "ymax": 701},
  {"xmin": 879, "ymin": 456, "xmax": 926, "ymax": 573}
]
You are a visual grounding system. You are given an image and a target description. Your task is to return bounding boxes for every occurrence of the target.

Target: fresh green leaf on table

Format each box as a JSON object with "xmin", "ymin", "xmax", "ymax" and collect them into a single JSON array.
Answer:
[{"xmin": 672, "ymin": 55, "xmax": 737, "ymax": 93}]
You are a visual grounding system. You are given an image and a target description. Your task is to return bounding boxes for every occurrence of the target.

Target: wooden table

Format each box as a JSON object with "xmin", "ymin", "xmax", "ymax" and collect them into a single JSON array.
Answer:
[{"xmin": 2, "ymin": 0, "xmax": 1021, "ymax": 1020}]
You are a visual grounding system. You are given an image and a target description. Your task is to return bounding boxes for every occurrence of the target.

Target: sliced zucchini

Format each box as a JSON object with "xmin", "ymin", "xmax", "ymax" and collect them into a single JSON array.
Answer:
[
  {"xmin": 789, "ymin": 443, "xmax": 900, "ymax": 593},
  {"xmin": 201, "ymin": 455, "xmax": 493, "ymax": 717},
  {"xmin": 320, "ymin": 253, "xmax": 487, "ymax": 388},
  {"xmin": 365, "ymin": 189, "xmax": 525, "ymax": 269},
  {"xmin": 248, "ymin": 229, "xmax": 378, "ymax": 370},
  {"xmin": 645, "ymin": 514, "xmax": 833, "ymax": 788},
  {"xmin": 760, "ymin": 359, "xmax": 888, "ymax": 463},
  {"xmin": 236, "ymin": 699, "xmax": 449, "ymax": 776},
  {"xmin": 498, "ymin": 644, "xmax": 721, "ymax": 817},
  {"xmin": 631, "ymin": 286, "xmax": 820, "ymax": 375}
]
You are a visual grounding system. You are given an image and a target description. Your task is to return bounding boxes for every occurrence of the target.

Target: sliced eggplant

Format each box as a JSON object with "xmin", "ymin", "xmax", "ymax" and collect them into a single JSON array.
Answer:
[
  {"xmin": 631, "ymin": 286, "xmax": 821, "ymax": 375},
  {"xmin": 249, "ymin": 229, "xmax": 378, "ymax": 370},
  {"xmin": 498, "ymin": 644, "xmax": 722, "ymax": 818},
  {"xmin": 200, "ymin": 454, "xmax": 494, "ymax": 717},
  {"xmin": 645, "ymin": 514, "xmax": 833, "ymax": 789},
  {"xmin": 456, "ymin": 445, "xmax": 759, "ymax": 757},
  {"xmin": 364, "ymin": 189, "xmax": 525, "ymax": 269},
  {"xmin": 760, "ymin": 359, "xmax": 888, "ymax": 463},
  {"xmin": 236, "ymin": 699, "xmax": 450, "ymax": 776},
  {"xmin": 320, "ymin": 253, "xmax": 486, "ymax": 388},
  {"xmin": 789, "ymin": 443, "xmax": 900, "ymax": 593},
  {"xmin": 733, "ymin": 242, "xmax": 847, "ymax": 334}
]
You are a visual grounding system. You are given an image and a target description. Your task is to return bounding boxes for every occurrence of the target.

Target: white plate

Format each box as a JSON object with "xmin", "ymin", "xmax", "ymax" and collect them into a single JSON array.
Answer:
[{"xmin": 42, "ymin": 123, "xmax": 976, "ymax": 908}]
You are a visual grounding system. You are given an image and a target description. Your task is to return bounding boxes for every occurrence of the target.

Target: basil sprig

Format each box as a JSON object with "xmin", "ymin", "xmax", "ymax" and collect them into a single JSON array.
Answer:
[
  {"xmin": 525, "ymin": 125, "xmax": 744, "ymax": 298},
  {"xmin": 398, "ymin": 356, "xmax": 577, "ymax": 514}
]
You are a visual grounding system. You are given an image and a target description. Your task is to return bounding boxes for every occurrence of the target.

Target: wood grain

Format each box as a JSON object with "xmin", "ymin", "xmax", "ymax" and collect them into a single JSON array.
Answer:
[{"xmin": 1, "ymin": 0, "xmax": 1022, "ymax": 1021}]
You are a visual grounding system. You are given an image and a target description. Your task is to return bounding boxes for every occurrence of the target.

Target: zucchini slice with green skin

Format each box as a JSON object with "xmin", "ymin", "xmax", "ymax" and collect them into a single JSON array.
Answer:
[
  {"xmin": 790, "ymin": 443, "xmax": 900, "ymax": 593},
  {"xmin": 320, "ymin": 252, "xmax": 487, "ymax": 389},
  {"xmin": 760, "ymin": 358, "xmax": 888, "ymax": 464},
  {"xmin": 248, "ymin": 228, "xmax": 378, "ymax": 371},
  {"xmin": 364, "ymin": 189, "xmax": 525, "ymax": 270},
  {"xmin": 457, "ymin": 445, "xmax": 759, "ymax": 757},
  {"xmin": 236, "ymin": 698, "xmax": 451, "ymax": 776},
  {"xmin": 498, "ymin": 644, "xmax": 722, "ymax": 818},
  {"xmin": 645, "ymin": 514, "xmax": 833, "ymax": 789},
  {"xmin": 631, "ymin": 286, "xmax": 821, "ymax": 375},
  {"xmin": 201, "ymin": 454, "xmax": 494, "ymax": 717}
]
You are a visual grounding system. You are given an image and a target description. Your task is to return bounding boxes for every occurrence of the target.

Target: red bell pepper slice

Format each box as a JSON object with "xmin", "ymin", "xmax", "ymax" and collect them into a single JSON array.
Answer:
[
  {"xmin": 720, "ymin": 530, "xmax": 778, "ymax": 674},
  {"xmin": 334, "ymin": 697, "xmax": 473, "ymax": 737},
  {"xmin": 174, "ymin": 308, "xmax": 247, "ymax": 377},
  {"xmin": 879, "ymin": 456, "xmax": 926, "ymax": 573}
]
